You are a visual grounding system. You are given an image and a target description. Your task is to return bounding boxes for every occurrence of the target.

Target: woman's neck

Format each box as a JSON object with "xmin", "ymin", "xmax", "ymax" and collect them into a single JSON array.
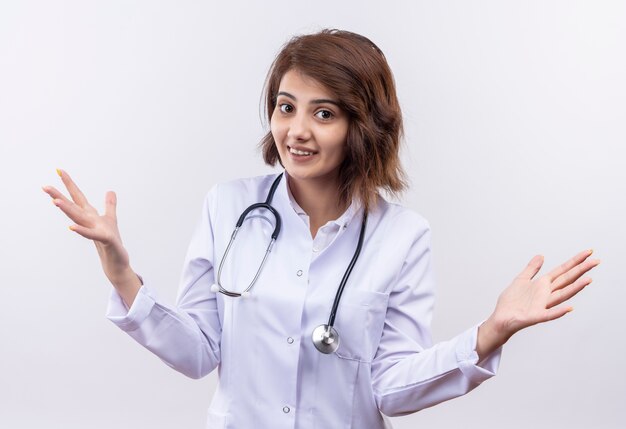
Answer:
[{"xmin": 288, "ymin": 174, "xmax": 347, "ymax": 238}]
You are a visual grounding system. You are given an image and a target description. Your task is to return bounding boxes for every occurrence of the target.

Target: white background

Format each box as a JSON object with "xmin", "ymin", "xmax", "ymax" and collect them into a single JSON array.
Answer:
[{"xmin": 1, "ymin": 1, "xmax": 624, "ymax": 428}]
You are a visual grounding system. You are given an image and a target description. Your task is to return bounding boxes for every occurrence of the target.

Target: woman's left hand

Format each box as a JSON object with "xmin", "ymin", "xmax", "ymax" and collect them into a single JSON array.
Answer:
[{"xmin": 476, "ymin": 249, "xmax": 600, "ymax": 360}]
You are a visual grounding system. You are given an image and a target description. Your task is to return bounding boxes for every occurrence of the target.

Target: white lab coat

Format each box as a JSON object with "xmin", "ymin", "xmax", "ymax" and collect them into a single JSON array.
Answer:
[{"xmin": 107, "ymin": 172, "xmax": 501, "ymax": 429}]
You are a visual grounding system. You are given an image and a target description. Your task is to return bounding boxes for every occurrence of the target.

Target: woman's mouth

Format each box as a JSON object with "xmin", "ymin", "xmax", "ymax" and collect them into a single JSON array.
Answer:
[{"xmin": 288, "ymin": 146, "xmax": 315, "ymax": 156}]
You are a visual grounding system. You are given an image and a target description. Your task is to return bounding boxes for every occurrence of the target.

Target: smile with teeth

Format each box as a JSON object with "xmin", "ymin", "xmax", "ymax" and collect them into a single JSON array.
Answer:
[{"xmin": 289, "ymin": 146, "xmax": 315, "ymax": 156}]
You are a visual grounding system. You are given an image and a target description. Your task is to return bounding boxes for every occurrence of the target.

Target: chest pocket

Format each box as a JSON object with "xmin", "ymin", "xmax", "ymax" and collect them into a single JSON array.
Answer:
[{"xmin": 333, "ymin": 289, "xmax": 389, "ymax": 363}]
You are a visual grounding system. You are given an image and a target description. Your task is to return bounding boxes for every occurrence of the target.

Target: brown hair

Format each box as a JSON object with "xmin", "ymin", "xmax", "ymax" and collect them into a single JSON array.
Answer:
[{"xmin": 260, "ymin": 29, "xmax": 406, "ymax": 211}]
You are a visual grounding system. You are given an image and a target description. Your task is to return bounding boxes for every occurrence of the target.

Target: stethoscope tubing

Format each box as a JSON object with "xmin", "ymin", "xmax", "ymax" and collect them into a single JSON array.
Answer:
[
  {"xmin": 326, "ymin": 211, "xmax": 367, "ymax": 328},
  {"xmin": 212, "ymin": 172, "xmax": 368, "ymax": 354}
]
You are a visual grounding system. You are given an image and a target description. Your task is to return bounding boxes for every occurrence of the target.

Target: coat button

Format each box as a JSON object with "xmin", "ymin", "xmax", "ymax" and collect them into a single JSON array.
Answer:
[
  {"xmin": 287, "ymin": 337, "xmax": 294, "ymax": 344},
  {"xmin": 296, "ymin": 270, "xmax": 303, "ymax": 277},
  {"xmin": 283, "ymin": 406, "xmax": 290, "ymax": 413}
]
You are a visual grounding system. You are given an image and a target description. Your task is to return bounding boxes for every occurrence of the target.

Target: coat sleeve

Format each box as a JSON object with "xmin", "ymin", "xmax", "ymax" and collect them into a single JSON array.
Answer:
[
  {"xmin": 371, "ymin": 219, "xmax": 502, "ymax": 416},
  {"xmin": 106, "ymin": 186, "xmax": 222, "ymax": 379}
]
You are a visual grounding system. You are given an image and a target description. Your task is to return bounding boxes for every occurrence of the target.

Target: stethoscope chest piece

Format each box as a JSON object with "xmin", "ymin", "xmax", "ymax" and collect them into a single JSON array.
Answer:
[{"xmin": 312, "ymin": 324, "xmax": 340, "ymax": 354}]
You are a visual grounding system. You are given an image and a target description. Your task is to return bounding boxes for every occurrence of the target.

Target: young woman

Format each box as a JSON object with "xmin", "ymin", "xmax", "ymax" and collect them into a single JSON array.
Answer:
[{"xmin": 43, "ymin": 29, "xmax": 599, "ymax": 428}]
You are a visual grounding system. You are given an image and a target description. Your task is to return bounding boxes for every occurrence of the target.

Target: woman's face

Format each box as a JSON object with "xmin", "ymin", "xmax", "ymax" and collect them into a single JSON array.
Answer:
[{"xmin": 271, "ymin": 69, "xmax": 349, "ymax": 186}]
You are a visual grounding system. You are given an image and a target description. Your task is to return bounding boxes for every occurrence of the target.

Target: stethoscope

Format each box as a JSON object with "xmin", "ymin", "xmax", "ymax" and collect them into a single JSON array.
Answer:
[{"xmin": 210, "ymin": 173, "xmax": 367, "ymax": 354}]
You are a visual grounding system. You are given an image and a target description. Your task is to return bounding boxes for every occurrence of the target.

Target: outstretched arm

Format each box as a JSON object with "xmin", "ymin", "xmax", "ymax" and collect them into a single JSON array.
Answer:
[
  {"xmin": 477, "ymin": 249, "xmax": 600, "ymax": 360},
  {"xmin": 43, "ymin": 169, "xmax": 142, "ymax": 307}
]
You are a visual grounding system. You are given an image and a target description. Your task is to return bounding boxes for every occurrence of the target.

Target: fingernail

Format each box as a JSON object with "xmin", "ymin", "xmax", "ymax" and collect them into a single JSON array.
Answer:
[
  {"xmin": 56, "ymin": 168, "xmax": 62, "ymax": 177},
  {"xmin": 68, "ymin": 225, "xmax": 75, "ymax": 232},
  {"xmin": 567, "ymin": 307, "xmax": 574, "ymax": 313},
  {"xmin": 588, "ymin": 249, "xmax": 594, "ymax": 255}
]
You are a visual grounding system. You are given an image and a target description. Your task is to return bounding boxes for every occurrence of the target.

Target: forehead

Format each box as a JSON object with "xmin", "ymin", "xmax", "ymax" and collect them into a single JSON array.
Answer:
[{"xmin": 277, "ymin": 69, "xmax": 336, "ymax": 100}]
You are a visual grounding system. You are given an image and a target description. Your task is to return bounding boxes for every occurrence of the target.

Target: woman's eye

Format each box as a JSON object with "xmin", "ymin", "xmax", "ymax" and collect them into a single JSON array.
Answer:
[
  {"xmin": 279, "ymin": 104, "xmax": 293, "ymax": 114},
  {"xmin": 315, "ymin": 110, "xmax": 333, "ymax": 120}
]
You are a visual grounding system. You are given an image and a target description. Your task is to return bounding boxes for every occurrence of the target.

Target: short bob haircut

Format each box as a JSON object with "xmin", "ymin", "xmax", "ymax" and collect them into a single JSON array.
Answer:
[{"xmin": 260, "ymin": 29, "xmax": 406, "ymax": 211}]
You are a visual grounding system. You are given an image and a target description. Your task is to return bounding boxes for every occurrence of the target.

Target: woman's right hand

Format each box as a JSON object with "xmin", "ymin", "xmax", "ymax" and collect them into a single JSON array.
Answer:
[{"xmin": 43, "ymin": 169, "xmax": 141, "ymax": 306}]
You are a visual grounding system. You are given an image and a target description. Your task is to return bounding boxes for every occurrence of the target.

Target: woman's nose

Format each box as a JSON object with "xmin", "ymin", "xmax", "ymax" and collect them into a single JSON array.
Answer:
[{"xmin": 287, "ymin": 113, "xmax": 312, "ymax": 141}]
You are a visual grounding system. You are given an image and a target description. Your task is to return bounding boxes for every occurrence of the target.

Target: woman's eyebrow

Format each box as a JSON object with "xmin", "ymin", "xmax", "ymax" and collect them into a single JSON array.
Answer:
[{"xmin": 277, "ymin": 91, "xmax": 340, "ymax": 107}]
